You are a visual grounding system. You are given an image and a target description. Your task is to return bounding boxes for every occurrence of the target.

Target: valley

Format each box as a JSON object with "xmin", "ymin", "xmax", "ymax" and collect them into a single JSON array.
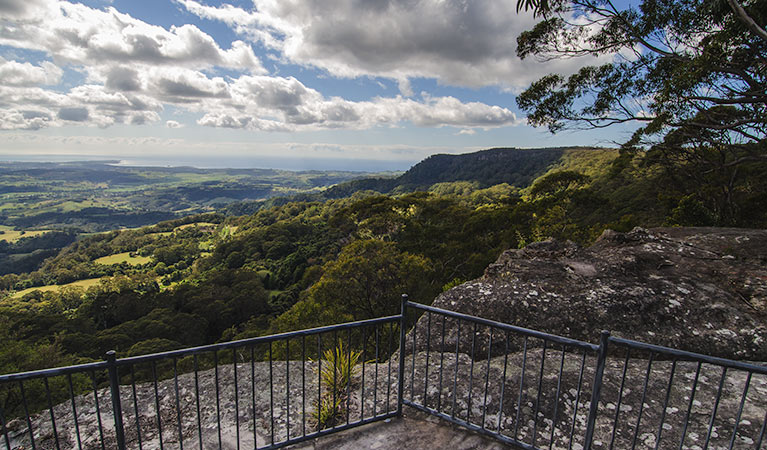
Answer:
[{"xmin": 0, "ymin": 144, "xmax": 764, "ymax": 390}]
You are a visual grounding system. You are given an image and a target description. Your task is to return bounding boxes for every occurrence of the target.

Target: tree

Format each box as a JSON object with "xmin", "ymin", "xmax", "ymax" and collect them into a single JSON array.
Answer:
[
  {"xmin": 515, "ymin": 0, "xmax": 767, "ymax": 225},
  {"xmin": 295, "ymin": 239, "xmax": 433, "ymax": 324}
]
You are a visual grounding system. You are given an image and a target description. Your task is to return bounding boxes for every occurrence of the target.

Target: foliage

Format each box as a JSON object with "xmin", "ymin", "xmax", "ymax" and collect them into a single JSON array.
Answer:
[
  {"xmin": 312, "ymin": 394, "xmax": 344, "ymax": 431},
  {"xmin": 311, "ymin": 340, "xmax": 362, "ymax": 430},
  {"xmin": 516, "ymin": 0, "xmax": 767, "ymax": 226}
]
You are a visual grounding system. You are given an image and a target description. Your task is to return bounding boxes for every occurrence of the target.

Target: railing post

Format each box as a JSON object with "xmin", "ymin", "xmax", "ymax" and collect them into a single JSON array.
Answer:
[
  {"xmin": 584, "ymin": 331, "xmax": 610, "ymax": 450},
  {"xmin": 397, "ymin": 293, "xmax": 408, "ymax": 416},
  {"xmin": 106, "ymin": 350, "xmax": 127, "ymax": 450}
]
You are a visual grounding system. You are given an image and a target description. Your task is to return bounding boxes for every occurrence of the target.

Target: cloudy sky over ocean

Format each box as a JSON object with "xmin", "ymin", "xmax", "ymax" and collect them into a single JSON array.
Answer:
[{"xmin": 0, "ymin": 0, "xmax": 633, "ymax": 170}]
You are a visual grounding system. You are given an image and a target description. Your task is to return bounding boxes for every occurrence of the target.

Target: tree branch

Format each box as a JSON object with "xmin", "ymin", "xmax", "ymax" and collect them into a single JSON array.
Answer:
[{"xmin": 726, "ymin": 0, "xmax": 767, "ymax": 43}]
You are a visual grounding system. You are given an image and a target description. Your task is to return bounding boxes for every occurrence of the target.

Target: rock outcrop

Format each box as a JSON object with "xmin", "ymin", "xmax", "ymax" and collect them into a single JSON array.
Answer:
[{"xmin": 419, "ymin": 227, "xmax": 767, "ymax": 360}]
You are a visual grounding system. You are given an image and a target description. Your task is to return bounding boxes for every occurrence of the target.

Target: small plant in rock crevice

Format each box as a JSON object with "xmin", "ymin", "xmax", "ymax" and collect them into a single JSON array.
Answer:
[{"xmin": 310, "ymin": 340, "xmax": 362, "ymax": 430}]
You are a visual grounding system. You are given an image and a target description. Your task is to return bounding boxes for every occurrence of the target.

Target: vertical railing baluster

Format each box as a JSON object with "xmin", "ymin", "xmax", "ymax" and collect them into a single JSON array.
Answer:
[
  {"xmin": 19, "ymin": 380, "xmax": 36, "ymax": 450},
  {"xmin": 345, "ymin": 328, "xmax": 352, "ymax": 426},
  {"xmin": 755, "ymin": 404, "xmax": 767, "ymax": 449},
  {"xmin": 532, "ymin": 340, "xmax": 547, "ymax": 446},
  {"xmin": 397, "ymin": 294, "xmax": 408, "ymax": 416},
  {"xmin": 481, "ymin": 328, "xmax": 494, "ymax": 429},
  {"xmin": 214, "ymin": 351, "xmax": 222, "ymax": 449},
  {"xmin": 317, "ymin": 333, "xmax": 322, "ymax": 429},
  {"xmin": 410, "ymin": 307, "xmax": 417, "ymax": 402},
  {"xmin": 250, "ymin": 347, "xmax": 257, "ymax": 449},
  {"xmin": 496, "ymin": 332, "xmax": 510, "ymax": 434},
  {"xmin": 728, "ymin": 371, "xmax": 752, "ymax": 450},
  {"xmin": 654, "ymin": 359, "xmax": 677, "ymax": 450},
  {"xmin": 233, "ymin": 349, "xmax": 240, "ymax": 450},
  {"xmin": 360, "ymin": 326, "xmax": 367, "ymax": 421},
  {"xmin": 151, "ymin": 361, "xmax": 164, "ymax": 450},
  {"xmin": 584, "ymin": 331, "xmax": 610, "ymax": 450},
  {"xmin": 467, "ymin": 322, "xmax": 478, "ymax": 424},
  {"xmin": 549, "ymin": 346, "xmax": 566, "ymax": 450},
  {"xmin": 568, "ymin": 350, "xmax": 587, "ymax": 450},
  {"xmin": 193, "ymin": 355, "xmax": 203, "ymax": 450},
  {"xmin": 67, "ymin": 373, "xmax": 83, "ymax": 450},
  {"xmin": 451, "ymin": 319, "xmax": 461, "ymax": 419},
  {"xmin": 608, "ymin": 349, "xmax": 631, "ymax": 450},
  {"xmin": 302, "ymin": 335, "xmax": 307, "ymax": 436},
  {"xmin": 437, "ymin": 314, "xmax": 447, "ymax": 413},
  {"xmin": 269, "ymin": 341, "xmax": 275, "ymax": 444},
  {"xmin": 90, "ymin": 370, "xmax": 106, "ymax": 450},
  {"xmin": 678, "ymin": 361, "xmax": 702, "ymax": 450},
  {"xmin": 423, "ymin": 312, "xmax": 432, "ymax": 408},
  {"xmin": 373, "ymin": 325, "xmax": 379, "ymax": 416},
  {"xmin": 130, "ymin": 365, "xmax": 143, "ymax": 450},
  {"xmin": 106, "ymin": 351, "xmax": 125, "ymax": 450},
  {"xmin": 703, "ymin": 367, "xmax": 728, "ymax": 450},
  {"xmin": 629, "ymin": 352, "xmax": 655, "ymax": 450},
  {"xmin": 332, "ymin": 329, "xmax": 338, "ymax": 427},
  {"xmin": 513, "ymin": 336, "xmax": 528, "ymax": 440},
  {"xmin": 386, "ymin": 321, "xmax": 393, "ymax": 414},
  {"xmin": 287, "ymin": 338, "xmax": 292, "ymax": 440},
  {"xmin": 174, "ymin": 358, "xmax": 184, "ymax": 450}
]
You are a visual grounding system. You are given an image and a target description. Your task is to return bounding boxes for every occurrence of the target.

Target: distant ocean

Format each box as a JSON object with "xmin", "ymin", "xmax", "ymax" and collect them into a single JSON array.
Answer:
[{"xmin": 0, "ymin": 154, "xmax": 414, "ymax": 172}]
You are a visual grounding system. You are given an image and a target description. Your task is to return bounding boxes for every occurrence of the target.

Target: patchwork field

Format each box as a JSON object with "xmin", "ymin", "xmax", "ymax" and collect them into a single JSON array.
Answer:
[
  {"xmin": 0, "ymin": 225, "xmax": 50, "ymax": 243},
  {"xmin": 10, "ymin": 277, "xmax": 102, "ymax": 298},
  {"xmin": 94, "ymin": 252, "xmax": 153, "ymax": 266}
]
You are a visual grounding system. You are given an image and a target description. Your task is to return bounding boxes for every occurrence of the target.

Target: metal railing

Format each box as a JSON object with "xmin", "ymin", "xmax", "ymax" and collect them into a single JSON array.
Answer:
[
  {"xmin": 400, "ymin": 298, "xmax": 767, "ymax": 450},
  {"xmin": 1, "ymin": 295, "xmax": 766, "ymax": 450},
  {"xmin": 1, "ymin": 315, "xmax": 401, "ymax": 450}
]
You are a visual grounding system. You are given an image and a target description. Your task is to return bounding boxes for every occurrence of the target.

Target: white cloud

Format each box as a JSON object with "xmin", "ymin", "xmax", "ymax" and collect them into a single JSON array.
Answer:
[
  {"xmin": 0, "ymin": 0, "xmax": 56, "ymax": 21},
  {"xmin": 195, "ymin": 74, "xmax": 520, "ymax": 131},
  {"xmin": 177, "ymin": 0, "xmax": 607, "ymax": 89},
  {"xmin": 0, "ymin": 0, "xmax": 265, "ymax": 73},
  {"xmin": 0, "ymin": 57, "xmax": 63, "ymax": 86},
  {"xmin": 0, "ymin": 83, "xmax": 162, "ymax": 130},
  {"xmin": 166, "ymin": 120, "xmax": 183, "ymax": 128}
]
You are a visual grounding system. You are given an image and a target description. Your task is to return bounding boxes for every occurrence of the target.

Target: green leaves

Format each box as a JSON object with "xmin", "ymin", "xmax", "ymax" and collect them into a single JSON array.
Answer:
[{"xmin": 516, "ymin": 0, "xmax": 767, "ymax": 226}]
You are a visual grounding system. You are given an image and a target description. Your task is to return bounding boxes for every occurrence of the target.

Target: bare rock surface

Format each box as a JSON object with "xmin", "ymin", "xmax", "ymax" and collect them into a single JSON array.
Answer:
[
  {"xmin": 417, "ymin": 227, "xmax": 767, "ymax": 359},
  {"xmin": 292, "ymin": 410, "xmax": 507, "ymax": 450}
]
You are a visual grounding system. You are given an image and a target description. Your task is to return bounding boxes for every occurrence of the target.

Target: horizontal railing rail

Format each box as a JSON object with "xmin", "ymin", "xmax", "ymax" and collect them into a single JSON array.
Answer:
[
  {"xmin": 405, "ymin": 301, "xmax": 600, "ymax": 353},
  {"xmin": 112, "ymin": 315, "xmax": 402, "ymax": 368},
  {"xmin": 0, "ymin": 361, "xmax": 109, "ymax": 384},
  {"xmin": 608, "ymin": 335, "xmax": 767, "ymax": 375},
  {"xmin": 1, "ymin": 295, "xmax": 765, "ymax": 450}
]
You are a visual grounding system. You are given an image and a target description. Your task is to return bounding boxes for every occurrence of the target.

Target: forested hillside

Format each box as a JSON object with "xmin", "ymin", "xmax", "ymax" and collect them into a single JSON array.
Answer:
[
  {"xmin": 322, "ymin": 147, "xmax": 592, "ymax": 198},
  {"xmin": 1, "ymin": 142, "xmax": 765, "ymax": 382}
]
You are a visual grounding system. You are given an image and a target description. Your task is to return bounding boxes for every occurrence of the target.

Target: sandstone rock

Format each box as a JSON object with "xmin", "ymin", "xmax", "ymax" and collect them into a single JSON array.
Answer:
[{"xmin": 411, "ymin": 227, "xmax": 767, "ymax": 360}]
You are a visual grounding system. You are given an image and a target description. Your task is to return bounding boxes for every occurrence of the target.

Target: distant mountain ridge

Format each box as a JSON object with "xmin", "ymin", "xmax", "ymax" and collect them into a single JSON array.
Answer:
[{"xmin": 325, "ymin": 146, "xmax": 604, "ymax": 198}]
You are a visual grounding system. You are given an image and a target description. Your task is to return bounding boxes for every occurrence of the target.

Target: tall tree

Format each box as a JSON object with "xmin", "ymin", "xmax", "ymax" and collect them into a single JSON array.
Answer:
[{"xmin": 515, "ymin": 0, "xmax": 767, "ymax": 224}]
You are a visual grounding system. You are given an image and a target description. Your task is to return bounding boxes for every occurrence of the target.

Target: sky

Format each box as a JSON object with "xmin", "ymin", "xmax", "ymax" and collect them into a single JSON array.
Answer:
[{"xmin": 0, "ymin": 0, "xmax": 634, "ymax": 171}]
